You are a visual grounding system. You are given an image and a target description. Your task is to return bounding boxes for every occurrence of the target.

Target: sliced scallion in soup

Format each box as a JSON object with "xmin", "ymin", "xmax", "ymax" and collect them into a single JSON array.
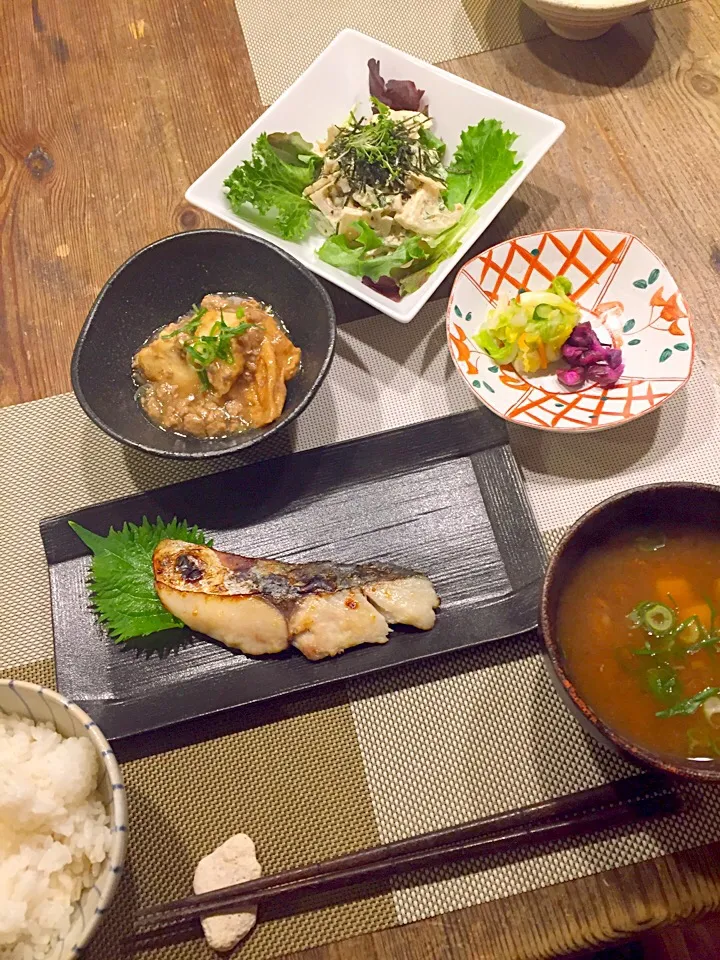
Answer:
[{"xmin": 557, "ymin": 526, "xmax": 720, "ymax": 762}]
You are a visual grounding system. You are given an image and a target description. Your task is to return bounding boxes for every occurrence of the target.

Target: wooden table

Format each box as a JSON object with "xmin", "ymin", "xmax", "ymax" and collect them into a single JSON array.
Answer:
[{"xmin": 3, "ymin": 0, "xmax": 720, "ymax": 956}]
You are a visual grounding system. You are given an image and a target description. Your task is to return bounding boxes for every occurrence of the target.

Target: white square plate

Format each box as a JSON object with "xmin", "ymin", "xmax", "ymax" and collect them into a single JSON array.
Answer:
[{"xmin": 186, "ymin": 29, "xmax": 565, "ymax": 322}]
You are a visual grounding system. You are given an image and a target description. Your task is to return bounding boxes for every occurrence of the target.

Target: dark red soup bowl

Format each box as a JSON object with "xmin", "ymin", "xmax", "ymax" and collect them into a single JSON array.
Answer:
[{"xmin": 540, "ymin": 482, "xmax": 720, "ymax": 782}]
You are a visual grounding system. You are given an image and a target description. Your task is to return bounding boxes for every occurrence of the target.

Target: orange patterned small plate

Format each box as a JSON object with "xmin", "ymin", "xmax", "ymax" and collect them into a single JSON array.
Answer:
[{"xmin": 447, "ymin": 228, "xmax": 694, "ymax": 431}]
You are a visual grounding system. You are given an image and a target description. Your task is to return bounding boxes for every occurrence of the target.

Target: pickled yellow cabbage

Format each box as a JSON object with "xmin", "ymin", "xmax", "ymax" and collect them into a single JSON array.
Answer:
[{"xmin": 473, "ymin": 276, "xmax": 580, "ymax": 374}]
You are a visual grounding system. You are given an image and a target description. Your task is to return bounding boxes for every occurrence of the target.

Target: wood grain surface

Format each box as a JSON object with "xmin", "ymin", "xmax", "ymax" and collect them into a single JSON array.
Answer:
[
  {"xmin": 3, "ymin": 0, "xmax": 720, "ymax": 956},
  {"xmin": 0, "ymin": 0, "xmax": 263, "ymax": 405}
]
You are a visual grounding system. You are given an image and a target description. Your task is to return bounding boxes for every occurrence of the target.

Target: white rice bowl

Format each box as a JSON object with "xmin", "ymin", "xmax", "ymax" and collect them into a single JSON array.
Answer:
[{"xmin": 0, "ymin": 681, "xmax": 126, "ymax": 960}]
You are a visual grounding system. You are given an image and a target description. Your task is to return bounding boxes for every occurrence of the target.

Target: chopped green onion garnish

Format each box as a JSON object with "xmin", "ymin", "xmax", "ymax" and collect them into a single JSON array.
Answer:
[
  {"xmin": 158, "ymin": 303, "xmax": 255, "ymax": 392},
  {"xmin": 643, "ymin": 604, "xmax": 675, "ymax": 635},
  {"xmin": 628, "ymin": 601, "xmax": 675, "ymax": 636},
  {"xmin": 677, "ymin": 616, "xmax": 704, "ymax": 649},
  {"xmin": 657, "ymin": 687, "xmax": 720, "ymax": 718},
  {"xmin": 705, "ymin": 595, "xmax": 718, "ymax": 632},
  {"xmin": 645, "ymin": 664, "xmax": 680, "ymax": 703},
  {"xmin": 632, "ymin": 641, "xmax": 656, "ymax": 657},
  {"xmin": 687, "ymin": 633, "xmax": 720, "ymax": 655},
  {"xmin": 161, "ymin": 304, "xmax": 208, "ymax": 340}
]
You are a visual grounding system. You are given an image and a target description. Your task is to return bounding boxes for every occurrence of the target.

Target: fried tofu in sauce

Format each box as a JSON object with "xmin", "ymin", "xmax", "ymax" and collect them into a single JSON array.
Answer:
[{"xmin": 133, "ymin": 294, "xmax": 301, "ymax": 439}]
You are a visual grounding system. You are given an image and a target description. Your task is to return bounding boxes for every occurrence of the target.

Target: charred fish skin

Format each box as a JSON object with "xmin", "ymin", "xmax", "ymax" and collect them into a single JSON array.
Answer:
[
  {"xmin": 153, "ymin": 541, "xmax": 291, "ymax": 655},
  {"xmin": 152, "ymin": 540, "xmax": 440, "ymax": 660},
  {"xmin": 153, "ymin": 541, "xmax": 425, "ymax": 601}
]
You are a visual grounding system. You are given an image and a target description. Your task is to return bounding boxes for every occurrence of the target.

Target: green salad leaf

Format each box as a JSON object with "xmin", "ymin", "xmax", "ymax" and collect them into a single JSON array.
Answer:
[
  {"xmin": 224, "ymin": 133, "xmax": 321, "ymax": 242},
  {"xmin": 222, "ymin": 115, "xmax": 520, "ymax": 297},
  {"xmin": 265, "ymin": 131, "xmax": 319, "ymax": 166},
  {"xmin": 445, "ymin": 119, "xmax": 521, "ymax": 210},
  {"xmin": 69, "ymin": 517, "xmax": 212, "ymax": 643},
  {"xmin": 317, "ymin": 222, "xmax": 428, "ymax": 281}
]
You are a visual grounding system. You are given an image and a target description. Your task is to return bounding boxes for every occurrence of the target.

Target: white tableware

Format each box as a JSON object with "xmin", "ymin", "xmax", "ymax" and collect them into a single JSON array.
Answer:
[
  {"xmin": 0, "ymin": 679, "xmax": 127, "ymax": 958},
  {"xmin": 186, "ymin": 29, "xmax": 564, "ymax": 322},
  {"xmin": 447, "ymin": 228, "xmax": 694, "ymax": 432},
  {"xmin": 521, "ymin": 0, "xmax": 650, "ymax": 40}
]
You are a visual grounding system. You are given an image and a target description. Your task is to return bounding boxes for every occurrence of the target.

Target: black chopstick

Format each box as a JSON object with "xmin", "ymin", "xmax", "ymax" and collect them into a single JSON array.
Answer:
[{"xmin": 129, "ymin": 772, "xmax": 679, "ymax": 948}]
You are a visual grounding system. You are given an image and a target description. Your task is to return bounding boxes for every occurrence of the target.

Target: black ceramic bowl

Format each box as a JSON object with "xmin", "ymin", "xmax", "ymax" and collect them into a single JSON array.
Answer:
[
  {"xmin": 541, "ymin": 483, "xmax": 720, "ymax": 782},
  {"xmin": 72, "ymin": 230, "xmax": 336, "ymax": 458}
]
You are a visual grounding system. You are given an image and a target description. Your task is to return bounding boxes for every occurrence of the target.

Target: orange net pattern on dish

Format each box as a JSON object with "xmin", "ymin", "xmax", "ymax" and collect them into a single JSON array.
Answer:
[{"xmin": 461, "ymin": 230, "xmax": 676, "ymax": 428}]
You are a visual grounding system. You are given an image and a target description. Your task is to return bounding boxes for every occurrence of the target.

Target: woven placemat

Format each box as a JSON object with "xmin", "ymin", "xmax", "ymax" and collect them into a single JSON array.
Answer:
[
  {"xmin": 233, "ymin": 0, "xmax": 686, "ymax": 104},
  {"xmin": 2, "ymin": 299, "xmax": 720, "ymax": 960}
]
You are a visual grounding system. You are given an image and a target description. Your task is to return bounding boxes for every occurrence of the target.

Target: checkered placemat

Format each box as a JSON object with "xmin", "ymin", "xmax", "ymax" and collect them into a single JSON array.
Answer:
[
  {"xmin": 232, "ymin": 0, "xmax": 686, "ymax": 104},
  {"xmin": 2, "ymin": 298, "xmax": 719, "ymax": 960}
]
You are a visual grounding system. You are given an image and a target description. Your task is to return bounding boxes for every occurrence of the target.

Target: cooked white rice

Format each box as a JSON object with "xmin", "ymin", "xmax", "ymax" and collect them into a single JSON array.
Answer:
[{"xmin": 0, "ymin": 713, "xmax": 112, "ymax": 959}]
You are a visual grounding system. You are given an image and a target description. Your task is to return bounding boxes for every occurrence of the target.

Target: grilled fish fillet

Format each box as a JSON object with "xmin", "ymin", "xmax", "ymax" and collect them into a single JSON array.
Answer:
[
  {"xmin": 153, "ymin": 540, "xmax": 439, "ymax": 660},
  {"xmin": 289, "ymin": 591, "xmax": 390, "ymax": 661}
]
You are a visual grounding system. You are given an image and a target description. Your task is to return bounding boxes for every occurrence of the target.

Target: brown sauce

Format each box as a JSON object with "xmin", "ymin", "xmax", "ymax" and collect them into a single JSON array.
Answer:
[{"xmin": 133, "ymin": 294, "xmax": 301, "ymax": 438}]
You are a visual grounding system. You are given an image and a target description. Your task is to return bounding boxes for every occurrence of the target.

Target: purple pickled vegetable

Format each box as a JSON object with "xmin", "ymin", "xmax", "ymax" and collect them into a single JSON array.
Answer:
[
  {"xmin": 580, "ymin": 346, "xmax": 610, "ymax": 366},
  {"xmin": 368, "ymin": 59, "xmax": 426, "ymax": 113},
  {"xmin": 566, "ymin": 322, "xmax": 596, "ymax": 349},
  {"xmin": 563, "ymin": 321, "xmax": 624, "ymax": 362},
  {"xmin": 587, "ymin": 362, "xmax": 625, "ymax": 387},
  {"xmin": 606, "ymin": 348, "xmax": 623, "ymax": 369},
  {"xmin": 559, "ymin": 322, "xmax": 625, "ymax": 391},
  {"xmin": 557, "ymin": 366, "xmax": 587, "ymax": 390},
  {"xmin": 562, "ymin": 339, "xmax": 609, "ymax": 367},
  {"xmin": 362, "ymin": 275, "xmax": 402, "ymax": 301},
  {"xmin": 561, "ymin": 343, "xmax": 585, "ymax": 364}
]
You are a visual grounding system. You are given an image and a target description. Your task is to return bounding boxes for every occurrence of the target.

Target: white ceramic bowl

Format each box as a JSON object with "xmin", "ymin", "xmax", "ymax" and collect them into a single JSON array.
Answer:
[
  {"xmin": 0, "ymin": 679, "xmax": 127, "ymax": 959},
  {"xmin": 521, "ymin": 0, "xmax": 650, "ymax": 40},
  {"xmin": 447, "ymin": 227, "xmax": 694, "ymax": 432},
  {"xmin": 186, "ymin": 29, "xmax": 564, "ymax": 323}
]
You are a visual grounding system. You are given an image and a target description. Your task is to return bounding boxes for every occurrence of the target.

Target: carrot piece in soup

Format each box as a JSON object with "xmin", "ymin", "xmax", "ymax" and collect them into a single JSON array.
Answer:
[
  {"xmin": 714, "ymin": 578, "xmax": 720, "ymax": 605},
  {"xmin": 678, "ymin": 603, "xmax": 713, "ymax": 632},
  {"xmin": 656, "ymin": 577, "xmax": 695, "ymax": 608}
]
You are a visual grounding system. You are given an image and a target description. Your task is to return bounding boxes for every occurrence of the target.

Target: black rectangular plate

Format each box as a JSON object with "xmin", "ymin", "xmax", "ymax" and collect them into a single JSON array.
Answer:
[{"xmin": 41, "ymin": 410, "xmax": 545, "ymax": 741}]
